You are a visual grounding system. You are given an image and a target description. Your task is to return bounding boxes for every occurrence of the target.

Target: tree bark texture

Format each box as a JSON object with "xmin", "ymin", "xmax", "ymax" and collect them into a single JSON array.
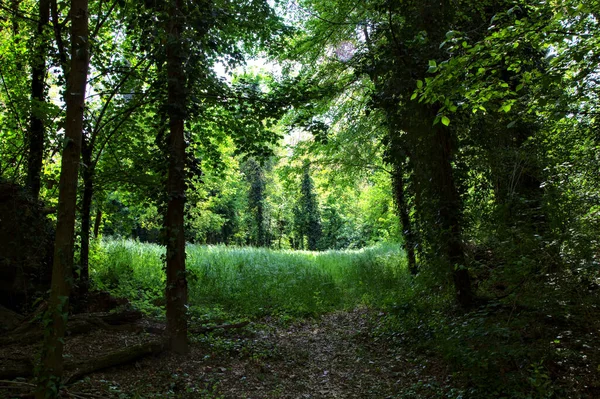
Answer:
[
  {"xmin": 79, "ymin": 139, "xmax": 93, "ymax": 294},
  {"xmin": 418, "ymin": 112, "xmax": 474, "ymax": 308},
  {"xmin": 36, "ymin": 0, "xmax": 89, "ymax": 397},
  {"xmin": 165, "ymin": 0, "xmax": 188, "ymax": 355},
  {"xmin": 391, "ymin": 163, "xmax": 417, "ymax": 275},
  {"xmin": 403, "ymin": 105, "xmax": 474, "ymax": 308},
  {"xmin": 26, "ymin": 0, "xmax": 50, "ymax": 200},
  {"xmin": 434, "ymin": 125, "xmax": 474, "ymax": 307}
]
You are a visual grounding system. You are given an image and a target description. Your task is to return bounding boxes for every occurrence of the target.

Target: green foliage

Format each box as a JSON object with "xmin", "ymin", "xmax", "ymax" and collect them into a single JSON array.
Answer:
[
  {"xmin": 293, "ymin": 164, "xmax": 322, "ymax": 250},
  {"xmin": 91, "ymin": 238, "xmax": 409, "ymax": 319},
  {"xmin": 371, "ymin": 275, "xmax": 600, "ymax": 398}
]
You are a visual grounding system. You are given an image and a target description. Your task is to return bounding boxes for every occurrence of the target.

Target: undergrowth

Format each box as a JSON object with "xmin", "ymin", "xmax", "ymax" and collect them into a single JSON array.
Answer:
[
  {"xmin": 90, "ymin": 238, "xmax": 411, "ymax": 319},
  {"xmin": 371, "ymin": 274, "xmax": 600, "ymax": 398},
  {"xmin": 89, "ymin": 238, "xmax": 600, "ymax": 398}
]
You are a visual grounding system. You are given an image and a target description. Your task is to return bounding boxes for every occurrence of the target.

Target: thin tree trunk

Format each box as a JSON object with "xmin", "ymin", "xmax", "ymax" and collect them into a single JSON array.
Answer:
[
  {"xmin": 26, "ymin": 0, "xmax": 50, "ymax": 200},
  {"xmin": 35, "ymin": 0, "xmax": 89, "ymax": 396},
  {"xmin": 93, "ymin": 207, "xmax": 102, "ymax": 238},
  {"xmin": 79, "ymin": 139, "xmax": 93, "ymax": 294},
  {"xmin": 392, "ymin": 163, "xmax": 417, "ymax": 275},
  {"xmin": 165, "ymin": 0, "xmax": 188, "ymax": 354}
]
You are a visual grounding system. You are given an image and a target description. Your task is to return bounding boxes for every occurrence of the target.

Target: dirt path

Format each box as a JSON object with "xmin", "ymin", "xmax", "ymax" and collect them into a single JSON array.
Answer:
[
  {"xmin": 73, "ymin": 308, "xmax": 438, "ymax": 398},
  {"xmin": 221, "ymin": 309, "xmax": 400, "ymax": 398}
]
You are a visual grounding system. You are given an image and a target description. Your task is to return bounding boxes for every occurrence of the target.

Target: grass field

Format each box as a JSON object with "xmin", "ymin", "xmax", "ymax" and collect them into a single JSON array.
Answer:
[{"xmin": 90, "ymin": 239, "xmax": 412, "ymax": 319}]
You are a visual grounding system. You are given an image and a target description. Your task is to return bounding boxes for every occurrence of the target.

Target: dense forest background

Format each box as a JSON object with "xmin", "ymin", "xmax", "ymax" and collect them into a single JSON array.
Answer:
[{"xmin": 0, "ymin": 0, "xmax": 599, "ymax": 398}]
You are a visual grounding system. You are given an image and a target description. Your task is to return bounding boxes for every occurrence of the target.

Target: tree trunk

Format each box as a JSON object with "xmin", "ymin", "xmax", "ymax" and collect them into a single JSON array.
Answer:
[
  {"xmin": 35, "ymin": 0, "xmax": 89, "ymax": 397},
  {"xmin": 26, "ymin": 0, "xmax": 50, "ymax": 200},
  {"xmin": 165, "ymin": 0, "xmax": 188, "ymax": 355},
  {"xmin": 434, "ymin": 123, "xmax": 474, "ymax": 308},
  {"xmin": 391, "ymin": 163, "xmax": 417, "ymax": 275},
  {"xmin": 93, "ymin": 207, "xmax": 102, "ymax": 238},
  {"xmin": 403, "ymin": 105, "xmax": 474, "ymax": 308},
  {"xmin": 79, "ymin": 139, "xmax": 93, "ymax": 294}
]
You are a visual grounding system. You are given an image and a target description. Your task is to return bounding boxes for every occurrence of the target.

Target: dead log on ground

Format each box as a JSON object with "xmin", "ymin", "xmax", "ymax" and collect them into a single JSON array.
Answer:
[
  {"xmin": 1, "ymin": 309, "xmax": 143, "ymax": 346},
  {"xmin": 0, "ymin": 340, "xmax": 165, "ymax": 381},
  {"xmin": 64, "ymin": 340, "xmax": 165, "ymax": 384}
]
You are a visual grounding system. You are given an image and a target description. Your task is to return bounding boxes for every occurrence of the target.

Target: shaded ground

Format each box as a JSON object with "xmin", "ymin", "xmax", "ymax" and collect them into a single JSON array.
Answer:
[
  {"xmin": 4, "ymin": 299, "xmax": 599, "ymax": 398},
  {"xmin": 66, "ymin": 308, "xmax": 441, "ymax": 399}
]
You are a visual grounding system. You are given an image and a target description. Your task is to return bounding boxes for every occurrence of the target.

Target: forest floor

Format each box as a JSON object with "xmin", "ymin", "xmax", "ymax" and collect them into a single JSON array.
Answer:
[
  {"xmin": 62, "ymin": 307, "xmax": 442, "ymax": 399},
  {"xmin": 3, "ymin": 300, "xmax": 600, "ymax": 398}
]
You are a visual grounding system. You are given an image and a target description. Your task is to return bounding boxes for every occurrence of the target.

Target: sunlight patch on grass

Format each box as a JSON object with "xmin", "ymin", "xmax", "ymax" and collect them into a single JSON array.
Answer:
[{"xmin": 90, "ymin": 239, "xmax": 411, "ymax": 318}]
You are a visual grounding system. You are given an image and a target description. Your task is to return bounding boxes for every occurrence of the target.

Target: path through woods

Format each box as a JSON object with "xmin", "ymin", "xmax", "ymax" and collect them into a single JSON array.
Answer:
[{"xmin": 72, "ymin": 309, "xmax": 443, "ymax": 398}]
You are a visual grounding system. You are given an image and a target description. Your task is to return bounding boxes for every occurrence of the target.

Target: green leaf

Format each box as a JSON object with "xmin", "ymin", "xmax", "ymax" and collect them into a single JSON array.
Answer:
[
  {"xmin": 417, "ymin": 80, "xmax": 423, "ymax": 89},
  {"xmin": 410, "ymin": 92, "xmax": 418, "ymax": 100},
  {"xmin": 441, "ymin": 116, "xmax": 450, "ymax": 126}
]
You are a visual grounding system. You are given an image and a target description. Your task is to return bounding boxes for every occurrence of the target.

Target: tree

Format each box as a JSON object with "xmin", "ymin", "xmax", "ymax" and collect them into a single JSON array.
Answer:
[
  {"xmin": 294, "ymin": 163, "xmax": 322, "ymax": 250},
  {"xmin": 243, "ymin": 157, "xmax": 269, "ymax": 247},
  {"xmin": 36, "ymin": 0, "xmax": 89, "ymax": 395},
  {"xmin": 163, "ymin": 0, "xmax": 188, "ymax": 355},
  {"xmin": 280, "ymin": 0, "xmax": 482, "ymax": 305},
  {"xmin": 26, "ymin": 0, "xmax": 50, "ymax": 200}
]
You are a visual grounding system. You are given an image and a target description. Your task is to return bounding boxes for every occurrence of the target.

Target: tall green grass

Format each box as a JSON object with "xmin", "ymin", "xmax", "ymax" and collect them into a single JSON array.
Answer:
[{"xmin": 90, "ymin": 239, "xmax": 412, "ymax": 318}]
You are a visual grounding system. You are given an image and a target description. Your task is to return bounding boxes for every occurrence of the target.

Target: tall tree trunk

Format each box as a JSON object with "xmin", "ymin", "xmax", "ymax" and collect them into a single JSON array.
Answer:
[
  {"xmin": 434, "ymin": 123, "xmax": 474, "ymax": 308},
  {"xmin": 165, "ymin": 0, "xmax": 188, "ymax": 354},
  {"xmin": 391, "ymin": 163, "xmax": 417, "ymax": 275},
  {"xmin": 404, "ymin": 105, "xmax": 474, "ymax": 308},
  {"xmin": 79, "ymin": 139, "xmax": 93, "ymax": 294},
  {"xmin": 27, "ymin": 0, "xmax": 50, "ymax": 200},
  {"xmin": 35, "ymin": 0, "xmax": 89, "ymax": 396}
]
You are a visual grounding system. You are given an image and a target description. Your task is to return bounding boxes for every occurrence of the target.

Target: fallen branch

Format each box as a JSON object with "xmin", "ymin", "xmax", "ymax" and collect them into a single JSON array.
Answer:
[
  {"xmin": 64, "ymin": 340, "xmax": 165, "ymax": 384},
  {"xmin": 0, "ymin": 379, "xmax": 35, "ymax": 387},
  {"xmin": 0, "ymin": 360, "xmax": 34, "ymax": 379}
]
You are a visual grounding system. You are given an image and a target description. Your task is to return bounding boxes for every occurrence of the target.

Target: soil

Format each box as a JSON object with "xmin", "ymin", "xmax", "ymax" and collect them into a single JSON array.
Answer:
[
  {"xmin": 2, "ymin": 304, "xmax": 600, "ymax": 398},
  {"xmin": 76, "ymin": 308, "xmax": 441, "ymax": 398},
  {"xmin": 0, "ymin": 308, "xmax": 443, "ymax": 398}
]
